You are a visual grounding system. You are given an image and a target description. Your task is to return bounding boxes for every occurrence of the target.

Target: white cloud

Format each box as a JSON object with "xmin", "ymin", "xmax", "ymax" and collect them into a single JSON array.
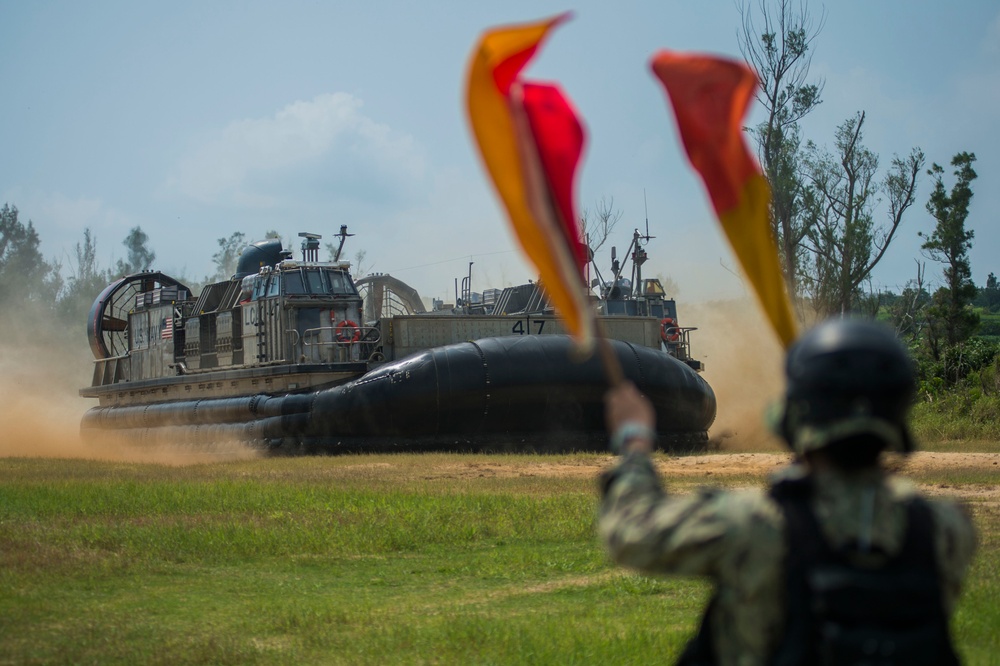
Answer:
[{"xmin": 162, "ymin": 92, "xmax": 427, "ymax": 208}]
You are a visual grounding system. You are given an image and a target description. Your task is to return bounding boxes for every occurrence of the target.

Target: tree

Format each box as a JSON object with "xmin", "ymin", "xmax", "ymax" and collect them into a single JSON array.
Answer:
[
  {"xmin": 322, "ymin": 242, "xmax": 371, "ymax": 279},
  {"xmin": 115, "ymin": 226, "xmax": 156, "ymax": 275},
  {"xmin": 59, "ymin": 228, "xmax": 113, "ymax": 324},
  {"xmin": 738, "ymin": 0, "xmax": 825, "ymax": 300},
  {"xmin": 887, "ymin": 261, "xmax": 931, "ymax": 343},
  {"xmin": 798, "ymin": 112, "xmax": 923, "ymax": 317},
  {"xmin": 351, "ymin": 249, "xmax": 372, "ymax": 280},
  {"xmin": 977, "ymin": 272, "xmax": 1000, "ymax": 313},
  {"xmin": 0, "ymin": 203, "xmax": 62, "ymax": 307},
  {"xmin": 209, "ymin": 232, "xmax": 247, "ymax": 282},
  {"xmin": 581, "ymin": 196, "xmax": 623, "ymax": 256},
  {"xmin": 920, "ymin": 152, "xmax": 979, "ymax": 359}
]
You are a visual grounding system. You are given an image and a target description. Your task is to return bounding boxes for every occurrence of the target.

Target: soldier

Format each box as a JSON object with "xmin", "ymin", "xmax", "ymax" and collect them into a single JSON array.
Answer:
[{"xmin": 599, "ymin": 318, "xmax": 976, "ymax": 665}]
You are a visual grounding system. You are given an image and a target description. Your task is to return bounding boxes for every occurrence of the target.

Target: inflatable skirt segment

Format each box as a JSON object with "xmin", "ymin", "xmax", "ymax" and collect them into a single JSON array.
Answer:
[{"xmin": 81, "ymin": 335, "xmax": 716, "ymax": 453}]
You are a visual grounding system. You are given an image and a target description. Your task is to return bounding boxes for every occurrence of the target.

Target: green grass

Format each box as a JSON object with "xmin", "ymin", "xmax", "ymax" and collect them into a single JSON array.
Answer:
[
  {"xmin": 912, "ymin": 392, "xmax": 1000, "ymax": 447},
  {"xmin": 1, "ymin": 452, "xmax": 997, "ymax": 664}
]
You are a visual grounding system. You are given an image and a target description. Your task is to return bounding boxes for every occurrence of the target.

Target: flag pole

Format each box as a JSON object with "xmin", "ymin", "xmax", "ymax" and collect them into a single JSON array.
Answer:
[{"xmin": 593, "ymin": 316, "xmax": 624, "ymax": 387}]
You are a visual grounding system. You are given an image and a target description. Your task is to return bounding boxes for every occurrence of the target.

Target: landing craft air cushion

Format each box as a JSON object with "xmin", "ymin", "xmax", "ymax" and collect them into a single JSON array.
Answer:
[{"xmin": 80, "ymin": 229, "xmax": 716, "ymax": 453}]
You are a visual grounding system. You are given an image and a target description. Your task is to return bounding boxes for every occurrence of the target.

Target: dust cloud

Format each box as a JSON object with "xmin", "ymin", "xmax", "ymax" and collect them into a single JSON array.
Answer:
[
  {"xmin": 0, "ymin": 297, "xmax": 786, "ymax": 462},
  {"xmin": 0, "ymin": 327, "xmax": 255, "ymax": 465},
  {"xmin": 684, "ymin": 298, "xmax": 787, "ymax": 451}
]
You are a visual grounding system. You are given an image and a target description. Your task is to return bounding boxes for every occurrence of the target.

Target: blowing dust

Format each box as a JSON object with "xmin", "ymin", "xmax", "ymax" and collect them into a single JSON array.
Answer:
[
  {"xmin": 0, "ymin": 297, "xmax": 784, "ymax": 462},
  {"xmin": 0, "ymin": 329, "xmax": 256, "ymax": 465},
  {"xmin": 685, "ymin": 298, "xmax": 787, "ymax": 451}
]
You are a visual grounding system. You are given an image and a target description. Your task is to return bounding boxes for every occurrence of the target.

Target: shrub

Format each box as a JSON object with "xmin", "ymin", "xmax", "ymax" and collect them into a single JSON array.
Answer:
[{"xmin": 916, "ymin": 337, "xmax": 999, "ymax": 389}]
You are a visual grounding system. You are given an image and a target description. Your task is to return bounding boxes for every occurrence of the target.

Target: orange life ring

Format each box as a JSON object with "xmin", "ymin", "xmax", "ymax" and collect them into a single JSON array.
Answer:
[
  {"xmin": 335, "ymin": 319, "xmax": 361, "ymax": 344},
  {"xmin": 660, "ymin": 317, "xmax": 679, "ymax": 343}
]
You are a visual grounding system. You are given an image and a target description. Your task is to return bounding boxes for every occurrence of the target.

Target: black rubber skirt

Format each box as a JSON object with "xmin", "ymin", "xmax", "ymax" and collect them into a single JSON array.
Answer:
[{"xmin": 81, "ymin": 335, "xmax": 716, "ymax": 453}]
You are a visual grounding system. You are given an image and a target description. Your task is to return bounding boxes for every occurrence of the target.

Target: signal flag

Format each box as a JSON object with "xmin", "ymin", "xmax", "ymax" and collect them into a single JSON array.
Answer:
[
  {"xmin": 650, "ymin": 50, "xmax": 798, "ymax": 348},
  {"xmin": 465, "ymin": 13, "xmax": 595, "ymax": 352}
]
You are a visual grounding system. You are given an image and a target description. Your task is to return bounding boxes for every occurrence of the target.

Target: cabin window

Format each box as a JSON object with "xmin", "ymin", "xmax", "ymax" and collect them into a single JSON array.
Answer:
[
  {"xmin": 325, "ymin": 270, "xmax": 356, "ymax": 295},
  {"xmin": 305, "ymin": 269, "xmax": 325, "ymax": 295},
  {"xmin": 252, "ymin": 276, "xmax": 268, "ymax": 300},
  {"xmin": 644, "ymin": 279, "xmax": 666, "ymax": 296},
  {"xmin": 266, "ymin": 275, "xmax": 281, "ymax": 297},
  {"xmin": 283, "ymin": 271, "xmax": 306, "ymax": 295},
  {"xmin": 267, "ymin": 267, "xmax": 357, "ymax": 297}
]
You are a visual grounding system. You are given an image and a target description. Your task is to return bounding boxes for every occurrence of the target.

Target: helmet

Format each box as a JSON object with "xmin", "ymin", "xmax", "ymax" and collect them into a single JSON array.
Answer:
[{"xmin": 773, "ymin": 318, "xmax": 916, "ymax": 456}]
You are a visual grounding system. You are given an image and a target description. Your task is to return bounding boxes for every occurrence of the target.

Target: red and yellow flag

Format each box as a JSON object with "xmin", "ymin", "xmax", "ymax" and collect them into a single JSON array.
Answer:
[
  {"xmin": 466, "ymin": 14, "xmax": 593, "ymax": 349},
  {"xmin": 650, "ymin": 51, "xmax": 797, "ymax": 348}
]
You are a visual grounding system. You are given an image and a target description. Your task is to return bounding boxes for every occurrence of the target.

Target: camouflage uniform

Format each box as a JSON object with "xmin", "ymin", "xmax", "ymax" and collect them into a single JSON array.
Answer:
[{"xmin": 599, "ymin": 451, "xmax": 976, "ymax": 666}]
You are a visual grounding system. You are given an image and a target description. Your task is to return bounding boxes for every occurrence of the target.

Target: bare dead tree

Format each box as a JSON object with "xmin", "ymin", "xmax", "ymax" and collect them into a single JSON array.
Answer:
[
  {"xmin": 738, "ymin": 0, "xmax": 825, "ymax": 302},
  {"xmin": 352, "ymin": 248, "xmax": 371, "ymax": 280},
  {"xmin": 580, "ymin": 196, "xmax": 623, "ymax": 255},
  {"xmin": 799, "ymin": 112, "xmax": 924, "ymax": 317},
  {"xmin": 888, "ymin": 260, "xmax": 929, "ymax": 342}
]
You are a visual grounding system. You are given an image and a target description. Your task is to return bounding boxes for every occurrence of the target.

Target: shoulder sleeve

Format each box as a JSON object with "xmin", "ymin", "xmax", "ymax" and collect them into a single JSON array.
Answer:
[
  {"xmin": 927, "ymin": 497, "xmax": 977, "ymax": 613},
  {"xmin": 599, "ymin": 453, "xmax": 784, "ymax": 579}
]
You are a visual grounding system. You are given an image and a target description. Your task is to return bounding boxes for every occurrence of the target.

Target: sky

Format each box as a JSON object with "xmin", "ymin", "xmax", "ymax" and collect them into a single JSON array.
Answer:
[{"xmin": 2, "ymin": 0, "xmax": 998, "ymax": 308}]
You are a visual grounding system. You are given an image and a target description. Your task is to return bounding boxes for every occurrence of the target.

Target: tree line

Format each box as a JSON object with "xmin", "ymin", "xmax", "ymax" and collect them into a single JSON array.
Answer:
[
  {"xmin": 738, "ymin": 0, "xmax": 989, "ymax": 390},
  {"xmin": 0, "ymin": 205, "xmax": 277, "ymax": 339},
  {"xmin": 0, "ymin": 207, "xmax": 374, "ymax": 341}
]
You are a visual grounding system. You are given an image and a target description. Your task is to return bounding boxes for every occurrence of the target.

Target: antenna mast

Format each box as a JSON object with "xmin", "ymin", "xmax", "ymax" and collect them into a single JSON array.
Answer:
[
  {"xmin": 643, "ymin": 189, "xmax": 650, "ymax": 239},
  {"xmin": 331, "ymin": 225, "xmax": 354, "ymax": 262}
]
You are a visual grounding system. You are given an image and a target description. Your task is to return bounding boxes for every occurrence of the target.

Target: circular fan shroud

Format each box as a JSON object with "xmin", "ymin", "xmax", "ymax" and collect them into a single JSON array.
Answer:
[
  {"xmin": 355, "ymin": 274, "xmax": 426, "ymax": 321},
  {"xmin": 86, "ymin": 272, "xmax": 191, "ymax": 360}
]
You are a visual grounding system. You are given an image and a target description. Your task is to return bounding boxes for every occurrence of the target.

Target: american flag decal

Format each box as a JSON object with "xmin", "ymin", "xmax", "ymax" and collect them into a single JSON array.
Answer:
[{"xmin": 161, "ymin": 317, "xmax": 173, "ymax": 340}]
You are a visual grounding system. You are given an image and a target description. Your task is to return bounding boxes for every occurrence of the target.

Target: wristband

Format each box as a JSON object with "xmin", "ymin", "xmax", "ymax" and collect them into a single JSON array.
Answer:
[{"xmin": 610, "ymin": 422, "xmax": 657, "ymax": 454}]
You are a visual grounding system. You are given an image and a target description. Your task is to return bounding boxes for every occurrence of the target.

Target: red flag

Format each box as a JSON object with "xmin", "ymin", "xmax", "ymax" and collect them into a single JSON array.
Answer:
[
  {"xmin": 518, "ymin": 82, "xmax": 588, "ymax": 271},
  {"xmin": 466, "ymin": 15, "xmax": 593, "ymax": 349},
  {"xmin": 650, "ymin": 51, "xmax": 797, "ymax": 348}
]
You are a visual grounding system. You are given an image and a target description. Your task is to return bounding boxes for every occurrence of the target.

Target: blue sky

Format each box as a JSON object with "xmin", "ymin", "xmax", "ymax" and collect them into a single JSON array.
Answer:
[{"xmin": 2, "ymin": 0, "xmax": 998, "ymax": 305}]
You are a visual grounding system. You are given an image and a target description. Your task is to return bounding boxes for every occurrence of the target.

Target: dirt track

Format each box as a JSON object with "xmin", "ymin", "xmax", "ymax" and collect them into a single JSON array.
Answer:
[
  {"xmin": 428, "ymin": 452, "xmax": 1000, "ymax": 502},
  {"xmin": 434, "ymin": 452, "xmax": 998, "ymax": 478}
]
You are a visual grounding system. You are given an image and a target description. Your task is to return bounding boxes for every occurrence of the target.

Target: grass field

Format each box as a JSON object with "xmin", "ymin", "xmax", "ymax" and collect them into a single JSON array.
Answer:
[{"xmin": 1, "ymin": 450, "xmax": 998, "ymax": 665}]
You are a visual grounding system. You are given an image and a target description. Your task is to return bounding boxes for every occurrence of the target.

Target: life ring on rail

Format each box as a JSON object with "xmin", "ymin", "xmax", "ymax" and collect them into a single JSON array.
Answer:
[
  {"xmin": 335, "ymin": 319, "xmax": 361, "ymax": 344},
  {"xmin": 660, "ymin": 317, "xmax": 679, "ymax": 344}
]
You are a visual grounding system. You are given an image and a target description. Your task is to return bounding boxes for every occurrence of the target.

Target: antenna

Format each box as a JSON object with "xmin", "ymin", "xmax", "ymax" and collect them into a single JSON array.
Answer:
[
  {"xmin": 643, "ymin": 189, "xmax": 650, "ymax": 239},
  {"xmin": 330, "ymin": 224, "xmax": 353, "ymax": 262}
]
